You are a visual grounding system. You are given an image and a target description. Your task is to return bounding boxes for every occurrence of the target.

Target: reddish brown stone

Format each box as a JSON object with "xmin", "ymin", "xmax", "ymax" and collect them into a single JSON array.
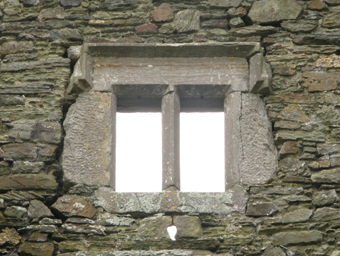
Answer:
[
  {"xmin": 136, "ymin": 23, "xmax": 158, "ymax": 34},
  {"xmin": 266, "ymin": 93, "xmax": 316, "ymax": 104},
  {"xmin": 0, "ymin": 228, "xmax": 20, "ymax": 246},
  {"xmin": 1, "ymin": 143, "xmax": 37, "ymax": 161},
  {"xmin": 277, "ymin": 105, "xmax": 310, "ymax": 123},
  {"xmin": 301, "ymin": 71, "xmax": 339, "ymax": 92},
  {"xmin": 309, "ymin": 0, "xmax": 327, "ymax": 10},
  {"xmin": 280, "ymin": 141, "xmax": 300, "ymax": 156},
  {"xmin": 51, "ymin": 195, "xmax": 97, "ymax": 219},
  {"xmin": 151, "ymin": 3, "xmax": 174, "ymax": 22},
  {"xmin": 117, "ymin": 36, "xmax": 143, "ymax": 43},
  {"xmin": 0, "ymin": 174, "xmax": 58, "ymax": 191},
  {"xmin": 89, "ymin": 20, "xmax": 113, "ymax": 26}
]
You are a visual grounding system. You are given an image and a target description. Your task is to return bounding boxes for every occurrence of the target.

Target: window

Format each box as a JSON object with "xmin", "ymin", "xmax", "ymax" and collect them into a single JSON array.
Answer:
[{"xmin": 63, "ymin": 43, "xmax": 277, "ymax": 215}]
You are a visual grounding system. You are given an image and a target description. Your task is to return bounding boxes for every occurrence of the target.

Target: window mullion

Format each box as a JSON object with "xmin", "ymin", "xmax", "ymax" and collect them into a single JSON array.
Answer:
[{"xmin": 162, "ymin": 86, "xmax": 180, "ymax": 191}]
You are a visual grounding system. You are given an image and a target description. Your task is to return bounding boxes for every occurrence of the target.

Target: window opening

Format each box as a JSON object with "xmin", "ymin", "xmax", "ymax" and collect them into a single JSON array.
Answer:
[
  {"xmin": 180, "ymin": 112, "xmax": 225, "ymax": 192},
  {"xmin": 167, "ymin": 225, "xmax": 177, "ymax": 241},
  {"xmin": 116, "ymin": 112, "xmax": 162, "ymax": 192}
]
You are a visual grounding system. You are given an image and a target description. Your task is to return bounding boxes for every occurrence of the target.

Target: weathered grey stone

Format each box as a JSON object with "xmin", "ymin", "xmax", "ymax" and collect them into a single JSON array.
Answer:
[
  {"xmin": 301, "ymin": 72, "xmax": 340, "ymax": 92},
  {"xmin": 38, "ymin": 7, "xmax": 66, "ymax": 22},
  {"xmin": 229, "ymin": 25, "xmax": 277, "ymax": 37},
  {"xmin": 0, "ymin": 58, "xmax": 70, "ymax": 72},
  {"xmin": 317, "ymin": 144, "xmax": 340, "ymax": 155},
  {"xmin": 277, "ymin": 105, "xmax": 310, "ymax": 123},
  {"xmin": 50, "ymin": 29, "xmax": 83, "ymax": 42},
  {"xmin": 22, "ymin": 0, "xmax": 40, "ymax": 6},
  {"xmin": 229, "ymin": 17, "xmax": 245, "ymax": 28},
  {"xmin": 275, "ymin": 130, "xmax": 325, "ymax": 142},
  {"xmin": 99, "ymin": 0, "xmax": 137, "ymax": 10},
  {"xmin": 174, "ymin": 216, "xmax": 203, "ymax": 238},
  {"xmin": 0, "ymin": 95, "xmax": 25, "ymax": 106},
  {"xmin": 151, "ymin": 3, "xmax": 174, "ymax": 22},
  {"xmin": 51, "ymin": 195, "xmax": 97, "ymax": 218},
  {"xmin": 201, "ymin": 19, "xmax": 228, "ymax": 29},
  {"xmin": 60, "ymin": 0, "xmax": 81, "ymax": 7},
  {"xmin": 225, "ymin": 93, "xmax": 277, "ymax": 188},
  {"xmin": 248, "ymin": 0, "xmax": 303, "ymax": 24},
  {"xmin": 313, "ymin": 189, "xmax": 338, "ymax": 207},
  {"xmin": 312, "ymin": 207, "xmax": 340, "ymax": 221},
  {"xmin": 28, "ymin": 200, "xmax": 54, "ymax": 219},
  {"xmin": 57, "ymin": 250, "xmax": 222, "ymax": 256},
  {"xmin": 4, "ymin": 206, "xmax": 27, "ymax": 218},
  {"xmin": 62, "ymin": 224, "xmax": 106, "ymax": 235},
  {"xmin": 207, "ymin": 0, "xmax": 242, "ymax": 8},
  {"xmin": 273, "ymin": 231, "xmax": 323, "ymax": 246},
  {"xmin": 282, "ymin": 208, "xmax": 313, "ymax": 223},
  {"xmin": 281, "ymin": 20, "xmax": 318, "ymax": 33},
  {"xmin": 28, "ymin": 232, "xmax": 48, "ymax": 242},
  {"xmin": 67, "ymin": 46, "xmax": 82, "ymax": 61},
  {"xmin": 228, "ymin": 7, "xmax": 247, "ymax": 18},
  {"xmin": 39, "ymin": 218, "xmax": 63, "ymax": 225},
  {"xmin": 174, "ymin": 9, "xmax": 200, "ymax": 33},
  {"xmin": 311, "ymin": 168, "xmax": 340, "ymax": 183},
  {"xmin": 0, "ymin": 228, "xmax": 20, "ymax": 246},
  {"xmin": 94, "ymin": 186, "xmax": 248, "ymax": 215},
  {"xmin": 96, "ymin": 213, "xmax": 135, "ymax": 226},
  {"xmin": 246, "ymin": 202, "xmax": 278, "ymax": 217},
  {"xmin": 0, "ymin": 41, "xmax": 35, "ymax": 57},
  {"xmin": 62, "ymin": 92, "xmax": 113, "ymax": 187},
  {"xmin": 18, "ymin": 242, "xmax": 54, "ymax": 256},
  {"xmin": 66, "ymin": 217, "xmax": 95, "ymax": 224},
  {"xmin": 138, "ymin": 214, "xmax": 172, "ymax": 238},
  {"xmin": 0, "ymin": 174, "xmax": 58, "ymax": 191},
  {"xmin": 249, "ymin": 53, "xmax": 272, "ymax": 93},
  {"xmin": 325, "ymin": 0, "xmax": 340, "ymax": 5},
  {"xmin": 0, "ymin": 82, "xmax": 55, "ymax": 94},
  {"xmin": 331, "ymin": 251, "xmax": 340, "ymax": 256},
  {"xmin": 262, "ymin": 246, "xmax": 286, "ymax": 256}
]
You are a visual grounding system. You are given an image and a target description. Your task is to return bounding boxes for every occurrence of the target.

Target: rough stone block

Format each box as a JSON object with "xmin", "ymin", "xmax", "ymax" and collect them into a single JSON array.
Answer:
[
  {"xmin": 51, "ymin": 195, "xmax": 97, "ymax": 219},
  {"xmin": 99, "ymin": 0, "xmax": 137, "ymax": 10},
  {"xmin": 248, "ymin": 0, "xmax": 303, "ymax": 24},
  {"xmin": 138, "ymin": 214, "xmax": 172, "ymax": 238},
  {"xmin": 4, "ymin": 206, "xmax": 27, "ymax": 218},
  {"xmin": 28, "ymin": 200, "xmax": 54, "ymax": 219},
  {"xmin": 229, "ymin": 25, "xmax": 277, "ymax": 37},
  {"xmin": 136, "ymin": 23, "xmax": 158, "ymax": 34},
  {"xmin": 38, "ymin": 7, "xmax": 66, "ymax": 22},
  {"xmin": 60, "ymin": 0, "xmax": 81, "ymax": 7},
  {"xmin": 173, "ymin": 216, "xmax": 203, "ymax": 238},
  {"xmin": 18, "ymin": 242, "xmax": 54, "ymax": 256},
  {"xmin": 246, "ymin": 202, "xmax": 278, "ymax": 217},
  {"xmin": 62, "ymin": 92, "xmax": 113, "ymax": 187},
  {"xmin": 62, "ymin": 224, "xmax": 106, "ymax": 235},
  {"xmin": 207, "ymin": 0, "xmax": 242, "ymax": 8},
  {"xmin": 151, "ymin": 3, "xmax": 174, "ymax": 23},
  {"xmin": 313, "ymin": 189, "xmax": 338, "ymax": 207},
  {"xmin": 0, "ymin": 228, "xmax": 20, "ymax": 246},
  {"xmin": 174, "ymin": 9, "xmax": 200, "ymax": 33},
  {"xmin": 281, "ymin": 208, "xmax": 313, "ymax": 223},
  {"xmin": 0, "ymin": 174, "xmax": 58, "ymax": 191},
  {"xmin": 262, "ymin": 246, "xmax": 286, "ymax": 256},
  {"xmin": 311, "ymin": 168, "xmax": 340, "ymax": 183},
  {"xmin": 272, "ymin": 231, "xmax": 323, "ymax": 246}
]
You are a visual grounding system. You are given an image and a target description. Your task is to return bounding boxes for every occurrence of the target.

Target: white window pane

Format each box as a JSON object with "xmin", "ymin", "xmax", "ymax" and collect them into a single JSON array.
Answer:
[
  {"xmin": 180, "ymin": 112, "xmax": 225, "ymax": 192},
  {"xmin": 116, "ymin": 113, "xmax": 162, "ymax": 192}
]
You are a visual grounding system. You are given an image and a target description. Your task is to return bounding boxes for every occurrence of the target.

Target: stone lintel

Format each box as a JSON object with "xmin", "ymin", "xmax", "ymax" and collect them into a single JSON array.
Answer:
[
  {"xmin": 85, "ymin": 42, "xmax": 260, "ymax": 58},
  {"xmin": 249, "ymin": 53, "xmax": 272, "ymax": 94},
  {"xmin": 94, "ymin": 185, "xmax": 248, "ymax": 215}
]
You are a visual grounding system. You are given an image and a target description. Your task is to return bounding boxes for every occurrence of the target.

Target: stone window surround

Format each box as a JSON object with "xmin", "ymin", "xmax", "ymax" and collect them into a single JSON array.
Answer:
[{"xmin": 63, "ymin": 43, "xmax": 277, "ymax": 215}]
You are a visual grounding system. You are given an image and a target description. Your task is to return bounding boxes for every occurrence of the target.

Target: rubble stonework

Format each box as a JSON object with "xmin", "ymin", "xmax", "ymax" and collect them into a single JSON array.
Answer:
[{"xmin": 0, "ymin": 0, "xmax": 340, "ymax": 255}]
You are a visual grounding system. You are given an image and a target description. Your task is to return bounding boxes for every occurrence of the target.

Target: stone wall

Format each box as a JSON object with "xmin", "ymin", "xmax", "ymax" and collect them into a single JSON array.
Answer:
[{"xmin": 1, "ymin": 0, "xmax": 340, "ymax": 255}]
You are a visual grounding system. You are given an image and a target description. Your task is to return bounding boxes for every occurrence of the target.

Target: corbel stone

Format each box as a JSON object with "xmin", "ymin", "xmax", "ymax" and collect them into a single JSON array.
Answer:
[
  {"xmin": 66, "ymin": 46, "xmax": 93, "ymax": 97},
  {"xmin": 249, "ymin": 52, "xmax": 272, "ymax": 94}
]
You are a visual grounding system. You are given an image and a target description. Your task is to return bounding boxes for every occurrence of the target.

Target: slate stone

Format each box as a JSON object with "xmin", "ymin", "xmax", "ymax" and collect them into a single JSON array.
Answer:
[
  {"xmin": 138, "ymin": 214, "xmax": 172, "ymax": 238},
  {"xmin": 50, "ymin": 29, "xmax": 84, "ymax": 42},
  {"xmin": 0, "ymin": 95, "xmax": 25, "ymax": 106},
  {"xmin": 248, "ymin": 0, "xmax": 303, "ymax": 24},
  {"xmin": 279, "ymin": 141, "xmax": 300, "ymax": 156},
  {"xmin": 229, "ymin": 25, "xmax": 277, "ymax": 37},
  {"xmin": 207, "ymin": 0, "xmax": 242, "ymax": 8},
  {"xmin": 151, "ymin": 3, "xmax": 174, "ymax": 22},
  {"xmin": 273, "ymin": 231, "xmax": 323, "ymax": 246},
  {"xmin": 0, "ymin": 82, "xmax": 55, "ymax": 94},
  {"xmin": 38, "ymin": 7, "xmax": 66, "ymax": 22},
  {"xmin": 317, "ymin": 144, "xmax": 340, "ymax": 156},
  {"xmin": 281, "ymin": 20, "xmax": 318, "ymax": 33},
  {"xmin": 18, "ymin": 242, "xmax": 54, "ymax": 256},
  {"xmin": 0, "ymin": 41, "xmax": 35, "ymax": 57},
  {"xmin": 311, "ymin": 168, "xmax": 340, "ymax": 183},
  {"xmin": 51, "ymin": 195, "xmax": 97, "ymax": 218},
  {"xmin": 174, "ymin": 9, "xmax": 200, "ymax": 33},
  {"xmin": 62, "ymin": 224, "xmax": 106, "ymax": 235},
  {"xmin": 325, "ymin": 0, "xmax": 340, "ymax": 6},
  {"xmin": 60, "ymin": 0, "xmax": 81, "ymax": 7},
  {"xmin": 246, "ymin": 202, "xmax": 278, "ymax": 217},
  {"xmin": 99, "ymin": 0, "xmax": 137, "ymax": 11},
  {"xmin": 262, "ymin": 245, "xmax": 286, "ymax": 256},
  {"xmin": 281, "ymin": 208, "xmax": 313, "ymax": 223},
  {"xmin": 0, "ymin": 58, "xmax": 70, "ymax": 72},
  {"xmin": 4, "ymin": 206, "xmax": 27, "ymax": 218},
  {"xmin": 173, "ymin": 216, "xmax": 203, "ymax": 238},
  {"xmin": 322, "ymin": 12, "xmax": 340, "ymax": 28},
  {"xmin": 275, "ymin": 130, "xmax": 325, "ymax": 142},
  {"xmin": 22, "ymin": 0, "xmax": 40, "ymax": 6},
  {"xmin": 39, "ymin": 218, "xmax": 63, "ymax": 225},
  {"xmin": 201, "ymin": 19, "xmax": 228, "ymax": 29},
  {"xmin": 301, "ymin": 72, "xmax": 340, "ymax": 92},
  {"xmin": 313, "ymin": 189, "xmax": 338, "ymax": 207},
  {"xmin": 136, "ymin": 23, "xmax": 158, "ymax": 34},
  {"xmin": 0, "ymin": 174, "xmax": 58, "ymax": 191},
  {"xmin": 28, "ymin": 232, "xmax": 48, "ymax": 242},
  {"xmin": 95, "ymin": 213, "xmax": 135, "ymax": 226},
  {"xmin": 1, "ymin": 143, "xmax": 37, "ymax": 161},
  {"xmin": 28, "ymin": 200, "xmax": 54, "ymax": 219},
  {"xmin": 312, "ymin": 207, "xmax": 340, "ymax": 221}
]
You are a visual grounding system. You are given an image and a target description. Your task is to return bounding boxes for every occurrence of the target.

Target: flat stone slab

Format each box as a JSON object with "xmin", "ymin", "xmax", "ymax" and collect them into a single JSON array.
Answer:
[{"xmin": 94, "ymin": 185, "xmax": 248, "ymax": 215}]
